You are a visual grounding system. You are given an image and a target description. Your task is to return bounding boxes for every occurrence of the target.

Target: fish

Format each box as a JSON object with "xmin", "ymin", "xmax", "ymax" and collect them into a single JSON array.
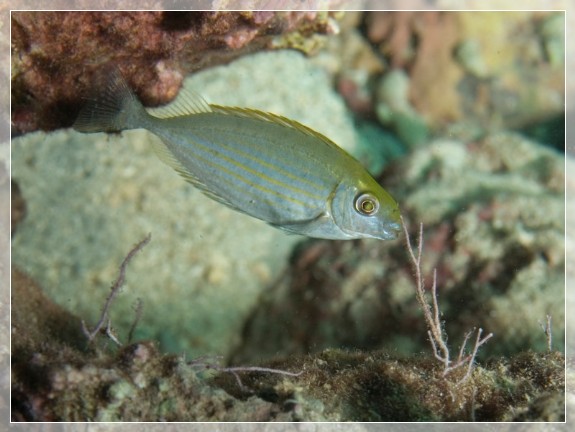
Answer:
[{"xmin": 73, "ymin": 71, "xmax": 401, "ymax": 240}]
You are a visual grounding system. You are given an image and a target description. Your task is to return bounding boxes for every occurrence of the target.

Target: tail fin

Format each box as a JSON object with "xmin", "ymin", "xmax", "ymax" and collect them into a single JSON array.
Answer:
[{"xmin": 74, "ymin": 69, "xmax": 148, "ymax": 133}]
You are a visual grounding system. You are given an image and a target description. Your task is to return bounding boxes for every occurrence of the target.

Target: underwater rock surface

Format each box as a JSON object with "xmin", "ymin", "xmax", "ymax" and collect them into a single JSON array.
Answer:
[
  {"xmin": 11, "ymin": 50, "xmax": 358, "ymax": 360},
  {"xmin": 232, "ymin": 132, "xmax": 564, "ymax": 364},
  {"xmin": 11, "ymin": 11, "xmax": 340, "ymax": 134},
  {"xmin": 11, "ymin": 267, "xmax": 564, "ymax": 421}
]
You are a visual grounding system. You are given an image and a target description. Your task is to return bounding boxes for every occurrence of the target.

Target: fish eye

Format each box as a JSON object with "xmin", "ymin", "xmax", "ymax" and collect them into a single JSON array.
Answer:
[{"xmin": 354, "ymin": 193, "xmax": 379, "ymax": 216}]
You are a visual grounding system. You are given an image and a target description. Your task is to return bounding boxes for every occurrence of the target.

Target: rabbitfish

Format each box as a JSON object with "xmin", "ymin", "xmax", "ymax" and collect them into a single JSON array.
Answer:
[{"xmin": 74, "ymin": 72, "xmax": 401, "ymax": 240}]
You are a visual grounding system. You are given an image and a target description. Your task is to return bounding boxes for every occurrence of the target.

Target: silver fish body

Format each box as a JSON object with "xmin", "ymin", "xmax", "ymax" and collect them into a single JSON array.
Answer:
[{"xmin": 74, "ymin": 72, "xmax": 401, "ymax": 240}]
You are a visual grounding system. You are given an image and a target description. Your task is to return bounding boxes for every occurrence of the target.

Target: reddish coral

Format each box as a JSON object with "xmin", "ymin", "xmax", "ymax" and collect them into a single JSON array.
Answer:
[
  {"xmin": 365, "ymin": 11, "xmax": 564, "ymax": 130},
  {"xmin": 11, "ymin": 11, "xmax": 335, "ymax": 134},
  {"xmin": 366, "ymin": 11, "xmax": 417, "ymax": 69},
  {"xmin": 366, "ymin": 12, "xmax": 463, "ymax": 126},
  {"xmin": 408, "ymin": 12, "xmax": 463, "ymax": 124}
]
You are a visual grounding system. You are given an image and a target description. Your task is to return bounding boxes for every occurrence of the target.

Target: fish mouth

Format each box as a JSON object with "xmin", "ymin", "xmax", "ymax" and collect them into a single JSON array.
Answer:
[
  {"xmin": 345, "ymin": 220, "xmax": 401, "ymax": 240},
  {"xmin": 375, "ymin": 221, "xmax": 402, "ymax": 240}
]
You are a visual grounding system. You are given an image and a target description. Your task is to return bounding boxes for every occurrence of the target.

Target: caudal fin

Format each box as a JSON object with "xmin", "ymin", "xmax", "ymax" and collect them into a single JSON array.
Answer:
[{"xmin": 73, "ymin": 69, "xmax": 147, "ymax": 133}]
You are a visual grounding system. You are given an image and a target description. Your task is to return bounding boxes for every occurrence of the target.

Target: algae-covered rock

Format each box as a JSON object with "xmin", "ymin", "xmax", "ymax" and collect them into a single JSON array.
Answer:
[
  {"xmin": 10, "ymin": 259, "xmax": 565, "ymax": 421},
  {"xmin": 11, "ymin": 266, "xmax": 295, "ymax": 421},
  {"xmin": 12, "ymin": 269, "xmax": 565, "ymax": 423},
  {"xmin": 10, "ymin": 180, "xmax": 26, "ymax": 236},
  {"xmin": 11, "ymin": 10, "xmax": 341, "ymax": 134},
  {"xmin": 232, "ymin": 132, "xmax": 564, "ymax": 363}
]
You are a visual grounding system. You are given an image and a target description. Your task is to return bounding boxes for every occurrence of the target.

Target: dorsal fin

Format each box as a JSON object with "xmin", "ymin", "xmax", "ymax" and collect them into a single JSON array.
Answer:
[
  {"xmin": 210, "ymin": 105, "xmax": 343, "ymax": 152},
  {"xmin": 147, "ymin": 88, "xmax": 212, "ymax": 119},
  {"xmin": 149, "ymin": 93, "xmax": 342, "ymax": 155}
]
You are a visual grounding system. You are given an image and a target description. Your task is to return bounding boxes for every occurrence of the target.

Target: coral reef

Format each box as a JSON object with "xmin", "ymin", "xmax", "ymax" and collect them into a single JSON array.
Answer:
[
  {"xmin": 232, "ymin": 132, "xmax": 564, "ymax": 363},
  {"xmin": 361, "ymin": 12, "xmax": 565, "ymax": 137},
  {"xmin": 11, "ymin": 266, "xmax": 564, "ymax": 422},
  {"xmin": 375, "ymin": 69, "xmax": 428, "ymax": 148},
  {"xmin": 11, "ymin": 11, "xmax": 340, "ymax": 134},
  {"xmin": 9, "ymin": 10, "xmax": 569, "ymax": 423},
  {"xmin": 13, "ymin": 127, "xmax": 563, "ymax": 422},
  {"xmin": 10, "ymin": 267, "xmax": 289, "ymax": 422}
]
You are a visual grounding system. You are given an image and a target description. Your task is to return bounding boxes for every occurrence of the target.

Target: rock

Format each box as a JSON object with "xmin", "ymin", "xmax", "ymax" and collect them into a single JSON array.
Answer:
[
  {"xmin": 11, "ymin": 11, "xmax": 341, "ymax": 134},
  {"xmin": 232, "ymin": 132, "xmax": 565, "ymax": 363}
]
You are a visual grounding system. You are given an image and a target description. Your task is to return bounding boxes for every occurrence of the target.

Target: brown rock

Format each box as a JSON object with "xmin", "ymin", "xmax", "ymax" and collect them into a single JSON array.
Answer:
[{"xmin": 11, "ymin": 11, "xmax": 337, "ymax": 134}]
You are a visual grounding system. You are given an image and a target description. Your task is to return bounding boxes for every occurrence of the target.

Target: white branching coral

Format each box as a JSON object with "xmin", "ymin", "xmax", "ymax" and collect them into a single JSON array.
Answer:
[{"xmin": 401, "ymin": 216, "xmax": 493, "ymax": 382}]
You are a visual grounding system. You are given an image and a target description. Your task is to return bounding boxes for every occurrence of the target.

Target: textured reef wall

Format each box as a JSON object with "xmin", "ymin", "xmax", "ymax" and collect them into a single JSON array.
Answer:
[
  {"xmin": 231, "ymin": 132, "xmax": 565, "ymax": 364},
  {"xmin": 11, "ymin": 11, "xmax": 340, "ymax": 134}
]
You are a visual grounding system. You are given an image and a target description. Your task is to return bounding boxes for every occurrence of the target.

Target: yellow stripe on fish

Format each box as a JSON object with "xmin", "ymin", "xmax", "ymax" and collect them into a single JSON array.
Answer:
[
  {"xmin": 74, "ymin": 70, "xmax": 401, "ymax": 240},
  {"xmin": 184, "ymin": 129, "xmax": 323, "ymax": 207}
]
